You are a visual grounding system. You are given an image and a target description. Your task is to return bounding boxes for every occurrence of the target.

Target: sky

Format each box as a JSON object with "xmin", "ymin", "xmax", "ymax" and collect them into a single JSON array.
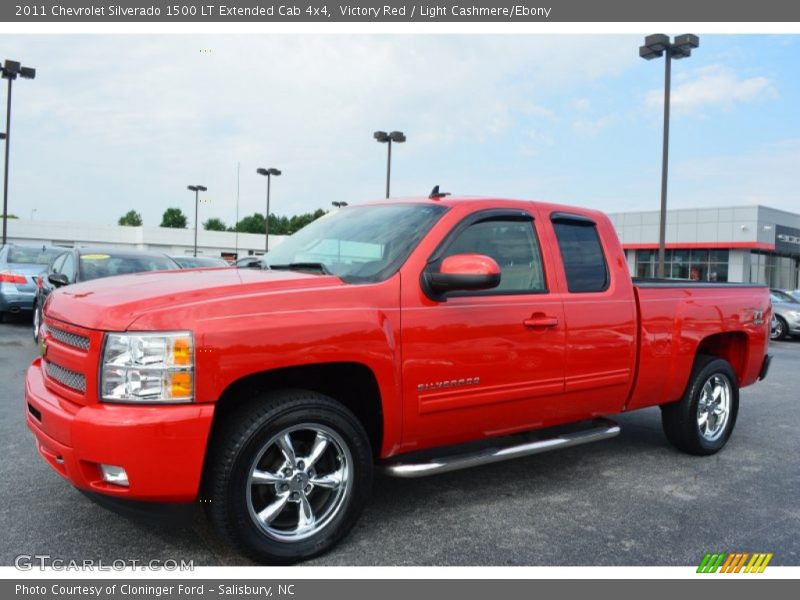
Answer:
[{"xmin": 2, "ymin": 34, "xmax": 799, "ymax": 227}]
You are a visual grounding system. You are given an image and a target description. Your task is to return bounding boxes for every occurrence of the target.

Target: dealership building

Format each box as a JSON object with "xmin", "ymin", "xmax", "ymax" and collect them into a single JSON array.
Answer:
[{"xmin": 607, "ymin": 205, "xmax": 800, "ymax": 289}]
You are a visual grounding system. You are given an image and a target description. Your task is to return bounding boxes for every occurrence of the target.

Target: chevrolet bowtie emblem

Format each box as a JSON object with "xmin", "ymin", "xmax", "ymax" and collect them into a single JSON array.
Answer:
[{"xmin": 39, "ymin": 337, "xmax": 48, "ymax": 359}]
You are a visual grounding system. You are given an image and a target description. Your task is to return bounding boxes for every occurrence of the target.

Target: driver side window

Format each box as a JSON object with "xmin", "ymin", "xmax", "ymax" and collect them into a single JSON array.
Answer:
[{"xmin": 439, "ymin": 218, "xmax": 546, "ymax": 294}]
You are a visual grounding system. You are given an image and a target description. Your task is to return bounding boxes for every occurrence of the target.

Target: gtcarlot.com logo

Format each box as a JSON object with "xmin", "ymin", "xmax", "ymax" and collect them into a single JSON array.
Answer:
[{"xmin": 697, "ymin": 552, "xmax": 773, "ymax": 573}]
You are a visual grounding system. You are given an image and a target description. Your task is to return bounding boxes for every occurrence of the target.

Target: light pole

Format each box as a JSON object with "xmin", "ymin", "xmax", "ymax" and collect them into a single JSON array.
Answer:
[
  {"xmin": 187, "ymin": 185, "xmax": 207, "ymax": 257},
  {"xmin": 640, "ymin": 34, "xmax": 699, "ymax": 278},
  {"xmin": 374, "ymin": 131, "xmax": 405, "ymax": 198},
  {"xmin": 256, "ymin": 167, "xmax": 281, "ymax": 253},
  {"xmin": 331, "ymin": 201, "xmax": 348, "ymax": 208},
  {"xmin": 1, "ymin": 59, "xmax": 36, "ymax": 247},
  {"xmin": 30, "ymin": 208, "xmax": 36, "ymax": 220}
]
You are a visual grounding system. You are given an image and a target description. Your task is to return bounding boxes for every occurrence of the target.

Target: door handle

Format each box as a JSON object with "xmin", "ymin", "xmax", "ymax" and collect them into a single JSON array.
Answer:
[{"xmin": 523, "ymin": 314, "xmax": 559, "ymax": 328}]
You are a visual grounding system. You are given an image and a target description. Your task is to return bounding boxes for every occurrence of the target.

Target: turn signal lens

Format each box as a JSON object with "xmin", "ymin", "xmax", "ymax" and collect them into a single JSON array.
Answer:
[
  {"xmin": 169, "ymin": 371, "xmax": 193, "ymax": 399},
  {"xmin": 172, "ymin": 337, "xmax": 192, "ymax": 366}
]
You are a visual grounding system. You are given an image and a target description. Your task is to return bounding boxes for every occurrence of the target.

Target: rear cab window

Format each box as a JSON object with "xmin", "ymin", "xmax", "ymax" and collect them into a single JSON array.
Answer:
[{"xmin": 551, "ymin": 214, "xmax": 609, "ymax": 293}]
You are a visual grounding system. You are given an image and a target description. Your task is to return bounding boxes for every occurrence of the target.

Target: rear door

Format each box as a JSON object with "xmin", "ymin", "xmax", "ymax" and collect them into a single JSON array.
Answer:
[
  {"xmin": 542, "ymin": 211, "xmax": 637, "ymax": 417},
  {"xmin": 400, "ymin": 207, "xmax": 566, "ymax": 450}
]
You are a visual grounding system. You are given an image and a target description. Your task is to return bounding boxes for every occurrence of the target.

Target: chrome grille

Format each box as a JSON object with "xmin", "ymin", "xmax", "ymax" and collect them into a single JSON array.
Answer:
[
  {"xmin": 44, "ymin": 360, "xmax": 87, "ymax": 393},
  {"xmin": 48, "ymin": 326, "xmax": 90, "ymax": 351}
]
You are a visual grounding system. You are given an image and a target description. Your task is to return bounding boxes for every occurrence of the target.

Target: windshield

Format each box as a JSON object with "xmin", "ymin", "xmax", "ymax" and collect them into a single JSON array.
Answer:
[
  {"xmin": 7, "ymin": 246, "xmax": 62, "ymax": 265},
  {"xmin": 262, "ymin": 203, "xmax": 448, "ymax": 283},
  {"xmin": 175, "ymin": 256, "xmax": 229, "ymax": 268},
  {"xmin": 771, "ymin": 290, "xmax": 799, "ymax": 304},
  {"xmin": 79, "ymin": 253, "xmax": 178, "ymax": 281}
]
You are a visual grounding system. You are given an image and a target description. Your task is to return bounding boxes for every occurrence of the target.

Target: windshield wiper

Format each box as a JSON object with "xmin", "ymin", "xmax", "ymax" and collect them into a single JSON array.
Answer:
[{"xmin": 266, "ymin": 262, "xmax": 331, "ymax": 275}]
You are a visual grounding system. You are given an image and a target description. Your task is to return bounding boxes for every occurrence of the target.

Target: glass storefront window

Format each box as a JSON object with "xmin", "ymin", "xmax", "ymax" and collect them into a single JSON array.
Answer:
[{"xmin": 633, "ymin": 248, "xmax": 729, "ymax": 282}]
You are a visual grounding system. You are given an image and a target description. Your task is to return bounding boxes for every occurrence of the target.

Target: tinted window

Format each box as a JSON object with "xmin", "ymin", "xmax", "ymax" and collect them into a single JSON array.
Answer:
[
  {"xmin": 553, "ymin": 220, "xmax": 609, "ymax": 293},
  {"xmin": 79, "ymin": 253, "xmax": 178, "ymax": 281},
  {"xmin": 439, "ymin": 218, "xmax": 546, "ymax": 293},
  {"xmin": 7, "ymin": 246, "xmax": 62, "ymax": 265},
  {"xmin": 61, "ymin": 254, "xmax": 76, "ymax": 282}
]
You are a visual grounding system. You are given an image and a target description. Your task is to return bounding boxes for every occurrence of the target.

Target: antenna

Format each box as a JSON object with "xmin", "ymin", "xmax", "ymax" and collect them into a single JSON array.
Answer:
[{"xmin": 429, "ymin": 185, "xmax": 450, "ymax": 200}]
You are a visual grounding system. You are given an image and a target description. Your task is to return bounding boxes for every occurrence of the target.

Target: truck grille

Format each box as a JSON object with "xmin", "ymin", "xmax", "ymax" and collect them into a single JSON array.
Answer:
[
  {"xmin": 48, "ymin": 326, "xmax": 90, "ymax": 352},
  {"xmin": 43, "ymin": 360, "xmax": 87, "ymax": 393}
]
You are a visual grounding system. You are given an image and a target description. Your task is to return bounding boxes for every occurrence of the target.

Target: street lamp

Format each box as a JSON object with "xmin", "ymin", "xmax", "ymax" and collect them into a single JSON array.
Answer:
[
  {"xmin": 187, "ymin": 185, "xmax": 207, "ymax": 257},
  {"xmin": 1, "ymin": 59, "xmax": 36, "ymax": 246},
  {"xmin": 374, "ymin": 130, "xmax": 405, "ymax": 198},
  {"xmin": 640, "ymin": 34, "xmax": 699, "ymax": 278},
  {"xmin": 331, "ymin": 201, "xmax": 348, "ymax": 208},
  {"xmin": 256, "ymin": 167, "xmax": 281, "ymax": 253}
]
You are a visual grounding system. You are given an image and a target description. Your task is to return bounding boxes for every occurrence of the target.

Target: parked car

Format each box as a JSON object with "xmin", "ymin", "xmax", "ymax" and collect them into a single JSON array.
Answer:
[
  {"xmin": 235, "ymin": 255, "xmax": 263, "ymax": 268},
  {"xmin": 26, "ymin": 198, "xmax": 771, "ymax": 564},
  {"xmin": 172, "ymin": 255, "xmax": 231, "ymax": 269},
  {"xmin": 0, "ymin": 244, "xmax": 62, "ymax": 323},
  {"xmin": 33, "ymin": 247, "xmax": 179, "ymax": 340},
  {"xmin": 783, "ymin": 289, "xmax": 800, "ymax": 303},
  {"xmin": 769, "ymin": 288, "xmax": 800, "ymax": 340}
]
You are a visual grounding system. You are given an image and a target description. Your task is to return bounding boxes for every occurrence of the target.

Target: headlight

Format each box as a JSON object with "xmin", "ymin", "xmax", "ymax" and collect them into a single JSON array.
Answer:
[{"xmin": 100, "ymin": 332, "xmax": 194, "ymax": 403}]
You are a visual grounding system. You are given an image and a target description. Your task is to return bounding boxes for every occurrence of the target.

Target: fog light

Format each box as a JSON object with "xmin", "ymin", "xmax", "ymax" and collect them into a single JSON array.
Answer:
[{"xmin": 100, "ymin": 464, "xmax": 129, "ymax": 487}]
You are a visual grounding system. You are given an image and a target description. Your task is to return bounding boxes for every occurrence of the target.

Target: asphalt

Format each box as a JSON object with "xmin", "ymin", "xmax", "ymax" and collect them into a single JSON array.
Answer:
[{"xmin": 1, "ymin": 313, "xmax": 798, "ymax": 566}]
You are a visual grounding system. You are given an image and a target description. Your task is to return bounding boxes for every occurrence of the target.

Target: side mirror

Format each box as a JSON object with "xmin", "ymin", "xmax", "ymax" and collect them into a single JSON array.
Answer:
[
  {"xmin": 48, "ymin": 273, "xmax": 69, "ymax": 288},
  {"xmin": 426, "ymin": 253, "xmax": 501, "ymax": 296}
]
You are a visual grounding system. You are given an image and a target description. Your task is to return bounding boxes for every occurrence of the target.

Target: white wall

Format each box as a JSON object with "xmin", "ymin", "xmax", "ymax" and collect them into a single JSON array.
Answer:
[{"xmin": 6, "ymin": 219, "xmax": 287, "ymax": 258}]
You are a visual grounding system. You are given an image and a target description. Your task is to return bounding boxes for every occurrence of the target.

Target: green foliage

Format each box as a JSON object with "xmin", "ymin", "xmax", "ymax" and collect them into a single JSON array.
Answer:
[
  {"xmin": 118, "ymin": 210, "xmax": 143, "ymax": 227},
  {"xmin": 203, "ymin": 217, "xmax": 227, "ymax": 231},
  {"xmin": 232, "ymin": 209, "xmax": 327, "ymax": 235},
  {"xmin": 161, "ymin": 207, "xmax": 188, "ymax": 229},
  {"xmin": 0, "ymin": 214, "xmax": 18, "ymax": 219}
]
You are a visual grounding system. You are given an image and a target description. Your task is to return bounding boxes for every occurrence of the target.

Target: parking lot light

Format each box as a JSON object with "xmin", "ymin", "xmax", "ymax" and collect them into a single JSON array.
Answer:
[
  {"xmin": 1, "ymin": 58, "xmax": 36, "ymax": 247},
  {"xmin": 374, "ymin": 130, "xmax": 406, "ymax": 198},
  {"xmin": 256, "ymin": 167, "xmax": 281, "ymax": 252},
  {"xmin": 187, "ymin": 185, "xmax": 207, "ymax": 257},
  {"xmin": 639, "ymin": 34, "xmax": 699, "ymax": 278},
  {"xmin": 331, "ymin": 201, "xmax": 348, "ymax": 208}
]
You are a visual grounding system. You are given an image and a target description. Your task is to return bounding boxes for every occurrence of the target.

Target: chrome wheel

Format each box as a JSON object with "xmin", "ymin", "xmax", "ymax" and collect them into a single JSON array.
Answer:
[
  {"xmin": 246, "ymin": 424, "xmax": 352, "ymax": 542},
  {"xmin": 770, "ymin": 317, "xmax": 784, "ymax": 340},
  {"xmin": 696, "ymin": 374, "xmax": 731, "ymax": 442}
]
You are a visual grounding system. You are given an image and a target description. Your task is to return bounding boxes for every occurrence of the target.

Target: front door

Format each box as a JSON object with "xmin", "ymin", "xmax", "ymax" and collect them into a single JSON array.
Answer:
[{"xmin": 400, "ymin": 208, "xmax": 566, "ymax": 452}]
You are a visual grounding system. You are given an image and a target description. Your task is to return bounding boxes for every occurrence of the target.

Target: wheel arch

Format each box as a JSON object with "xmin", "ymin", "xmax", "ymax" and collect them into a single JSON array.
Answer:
[
  {"xmin": 209, "ymin": 362, "xmax": 384, "ymax": 459},
  {"xmin": 694, "ymin": 331, "xmax": 749, "ymax": 384}
]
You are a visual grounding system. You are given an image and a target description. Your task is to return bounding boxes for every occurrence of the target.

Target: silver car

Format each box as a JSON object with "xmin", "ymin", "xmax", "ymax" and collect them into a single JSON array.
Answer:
[
  {"xmin": 770, "ymin": 289, "xmax": 800, "ymax": 340},
  {"xmin": 0, "ymin": 244, "xmax": 63, "ymax": 322}
]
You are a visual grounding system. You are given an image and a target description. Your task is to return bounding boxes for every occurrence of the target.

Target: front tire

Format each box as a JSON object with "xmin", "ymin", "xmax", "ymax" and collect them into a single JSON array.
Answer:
[
  {"xmin": 205, "ymin": 389, "xmax": 373, "ymax": 564},
  {"xmin": 661, "ymin": 356, "xmax": 739, "ymax": 456}
]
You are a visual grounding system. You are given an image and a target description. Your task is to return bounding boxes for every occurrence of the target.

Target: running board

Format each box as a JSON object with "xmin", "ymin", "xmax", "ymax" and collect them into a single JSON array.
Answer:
[{"xmin": 381, "ymin": 418, "xmax": 620, "ymax": 478}]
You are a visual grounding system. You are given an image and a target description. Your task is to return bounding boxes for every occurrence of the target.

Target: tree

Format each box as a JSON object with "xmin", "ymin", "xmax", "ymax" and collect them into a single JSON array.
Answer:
[
  {"xmin": 203, "ymin": 217, "xmax": 227, "ymax": 231},
  {"xmin": 231, "ymin": 209, "xmax": 328, "ymax": 236},
  {"xmin": 0, "ymin": 214, "xmax": 18, "ymax": 219},
  {"xmin": 118, "ymin": 210, "xmax": 143, "ymax": 226},
  {"xmin": 161, "ymin": 207, "xmax": 188, "ymax": 229},
  {"xmin": 233, "ymin": 213, "xmax": 266, "ymax": 234}
]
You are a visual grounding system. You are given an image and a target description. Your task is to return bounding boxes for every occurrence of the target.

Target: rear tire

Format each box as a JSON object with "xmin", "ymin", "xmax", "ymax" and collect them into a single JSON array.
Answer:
[
  {"xmin": 204, "ymin": 389, "xmax": 373, "ymax": 564},
  {"xmin": 661, "ymin": 355, "xmax": 739, "ymax": 456}
]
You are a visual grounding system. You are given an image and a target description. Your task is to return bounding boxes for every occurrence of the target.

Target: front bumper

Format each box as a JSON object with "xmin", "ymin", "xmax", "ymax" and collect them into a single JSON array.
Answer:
[{"xmin": 25, "ymin": 358, "xmax": 215, "ymax": 502}]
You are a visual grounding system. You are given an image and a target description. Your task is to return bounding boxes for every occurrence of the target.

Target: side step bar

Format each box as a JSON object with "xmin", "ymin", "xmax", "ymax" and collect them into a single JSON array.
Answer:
[{"xmin": 381, "ymin": 418, "xmax": 620, "ymax": 478}]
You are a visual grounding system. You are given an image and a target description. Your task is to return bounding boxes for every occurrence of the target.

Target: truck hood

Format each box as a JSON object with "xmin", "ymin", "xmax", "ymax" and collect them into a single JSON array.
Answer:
[{"xmin": 44, "ymin": 267, "xmax": 345, "ymax": 331}]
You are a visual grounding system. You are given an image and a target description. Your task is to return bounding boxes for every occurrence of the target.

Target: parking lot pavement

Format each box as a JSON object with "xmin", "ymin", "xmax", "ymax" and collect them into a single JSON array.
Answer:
[{"xmin": 2, "ymin": 314, "xmax": 798, "ymax": 566}]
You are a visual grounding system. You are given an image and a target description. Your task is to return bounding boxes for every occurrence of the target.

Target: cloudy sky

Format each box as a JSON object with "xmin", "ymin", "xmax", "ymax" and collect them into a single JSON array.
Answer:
[{"xmin": 2, "ymin": 34, "xmax": 799, "ymax": 227}]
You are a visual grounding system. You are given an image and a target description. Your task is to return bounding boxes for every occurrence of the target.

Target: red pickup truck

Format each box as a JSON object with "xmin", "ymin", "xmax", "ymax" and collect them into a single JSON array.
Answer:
[{"xmin": 25, "ymin": 197, "xmax": 772, "ymax": 563}]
